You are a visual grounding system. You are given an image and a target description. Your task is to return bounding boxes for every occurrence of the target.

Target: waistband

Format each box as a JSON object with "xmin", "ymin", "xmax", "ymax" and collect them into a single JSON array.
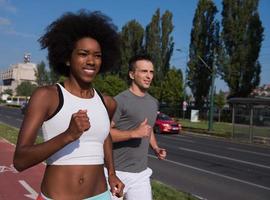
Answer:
[{"xmin": 36, "ymin": 190, "xmax": 111, "ymax": 200}]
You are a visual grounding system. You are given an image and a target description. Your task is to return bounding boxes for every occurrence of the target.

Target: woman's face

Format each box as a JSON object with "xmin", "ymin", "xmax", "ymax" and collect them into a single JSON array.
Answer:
[{"xmin": 69, "ymin": 37, "xmax": 102, "ymax": 83}]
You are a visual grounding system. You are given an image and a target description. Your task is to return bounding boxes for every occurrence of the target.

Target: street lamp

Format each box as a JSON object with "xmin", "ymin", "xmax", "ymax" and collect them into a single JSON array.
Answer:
[
  {"xmin": 197, "ymin": 55, "xmax": 215, "ymax": 131},
  {"xmin": 176, "ymin": 48, "xmax": 188, "ymax": 119}
]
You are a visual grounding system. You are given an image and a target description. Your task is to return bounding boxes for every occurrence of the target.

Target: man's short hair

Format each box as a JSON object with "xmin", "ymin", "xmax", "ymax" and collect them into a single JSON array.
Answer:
[{"xmin": 128, "ymin": 54, "xmax": 153, "ymax": 72}]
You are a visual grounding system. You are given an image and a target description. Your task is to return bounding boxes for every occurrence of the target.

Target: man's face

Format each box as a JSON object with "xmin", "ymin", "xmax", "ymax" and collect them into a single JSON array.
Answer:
[{"xmin": 129, "ymin": 60, "xmax": 154, "ymax": 90}]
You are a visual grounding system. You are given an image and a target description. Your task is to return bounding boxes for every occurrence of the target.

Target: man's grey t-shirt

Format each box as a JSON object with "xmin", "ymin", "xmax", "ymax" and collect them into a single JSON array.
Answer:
[{"xmin": 112, "ymin": 89, "xmax": 158, "ymax": 173}]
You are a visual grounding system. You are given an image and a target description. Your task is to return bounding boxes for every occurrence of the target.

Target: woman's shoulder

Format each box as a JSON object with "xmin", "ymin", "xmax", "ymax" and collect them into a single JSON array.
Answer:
[
  {"xmin": 28, "ymin": 85, "xmax": 60, "ymax": 110},
  {"xmin": 25, "ymin": 85, "xmax": 60, "ymax": 119},
  {"xmin": 31, "ymin": 84, "xmax": 58, "ymax": 99}
]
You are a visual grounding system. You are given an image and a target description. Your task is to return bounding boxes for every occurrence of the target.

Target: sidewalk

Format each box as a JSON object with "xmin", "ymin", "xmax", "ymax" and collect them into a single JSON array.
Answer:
[{"xmin": 0, "ymin": 138, "xmax": 45, "ymax": 200}]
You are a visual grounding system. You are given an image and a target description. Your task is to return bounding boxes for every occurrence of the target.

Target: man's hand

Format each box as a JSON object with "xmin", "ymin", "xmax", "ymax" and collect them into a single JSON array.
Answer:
[
  {"xmin": 154, "ymin": 147, "xmax": 167, "ymax": 160},
  {"xmin": 131, "ymin": 118, "xmax": 152, "ymax": 138}
]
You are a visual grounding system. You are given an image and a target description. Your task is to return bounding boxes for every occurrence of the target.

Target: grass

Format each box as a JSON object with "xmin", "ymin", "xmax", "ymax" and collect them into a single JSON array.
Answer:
[
  {"xmin": 178, "ymin": 119, "xmax": 232, "ymax": 137},
  {"xmin": 0, "ymin": 122, "xmax": 197, "ymax": 200},
  {"xmin": 0, "ymin": 122, "xmax": 20, "ymax": 144},
  {"xmin": 152, "ymin": 180, "xmax": 198, "ymax": 200},
  {"xmin": 0, "ymin": 122, "xmax": 43, "ymax": 144},
  {"xmin": 177, "ymin": 119, "xmax": 270, "ymax": 145}
]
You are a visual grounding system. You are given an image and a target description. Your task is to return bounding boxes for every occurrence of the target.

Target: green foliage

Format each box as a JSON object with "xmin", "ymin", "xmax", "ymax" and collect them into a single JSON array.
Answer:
[
  {"xmin": 160, "ymin": 68, "xmax": 183, "ymax": 104},
  {"xmin": 160, "ymin": 10, "xmax": 174, "ymax": 80},
  {"xmin": 48, "ymin": 65, "xmax": 61, "ymax": 84},
  {"xmin": 93, "ymin": 74, "xmax": 128, "ymax": 96},
  {"xmin": 35, "ymin": 61, "xmax": 50, "ymax": 86},
  {"xmin": 145, "ymin": 9, "xmax": 174, "ymax": 84},
  {"xmin": 35, "ymin": 61, "xmax": 61, "ymax": 85},
  {"xmin": 148, "ymin": 84, "xmax": 162, "ymax": 101},
  {"xmin": 3, "ymin": 89, "xmax": 13, "ymax": 96},
  {"xmin": 59, "ymin": 75, "xmax": 67, "ymax": 83},
  {"xmin": 214, "ymin": 90, "xmax": 226, "ymax": 122},
  {"xmin": 146, "ymin": 9, "xmax": 162, "ymax": 82},
  {"xmin": 118, "ymin": 20, "xmax": 145, "ymax": 81},
  {"xmin": 214, "ymin": 90, "xmax": 226, "ymax": 110},
  {"xmin": 187, "ymin": 0, "xmax": 219, "ymax": 109},
  {"xmin": 220, "ymin": 0, "xmax": 264, "ymax": 98},
  {"xmin": 16, "ymin": 81, "xmax": 37, "ymax": 96},
  {"xmin": 148, "ymin": 68, "xmax": 183, "ymax": 106}
]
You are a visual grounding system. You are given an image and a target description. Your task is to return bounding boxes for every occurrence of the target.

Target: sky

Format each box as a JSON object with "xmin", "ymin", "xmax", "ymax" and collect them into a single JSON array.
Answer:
[{"xmin": 0, "ymin": 0, "xmax": 269, "ymax": 92}]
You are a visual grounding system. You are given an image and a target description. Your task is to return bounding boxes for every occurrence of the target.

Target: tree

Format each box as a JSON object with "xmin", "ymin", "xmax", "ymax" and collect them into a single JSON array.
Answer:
[
  {"xmin": 187, "ymin": 0, "xmax": 219, "ymax": 109},
  {"xmin": 117, "ymin": 20, "xmax": 144, "ymax": 81},
  {"xmin": 3, "ymin": 89, "xmax": 13, "ymax": 96},
  {"xmin": 160, "ymin": 11, "xmax": 174, "ymax": 79},
  {"xmin": 48, "ymin": 64, "xmax": 61, "ymax": 84},
  {"xmin": 35, "ymin": 61, "xmax": 49, "ymax": 86},
  {"xmin": 93, "ymin": 74, "xmax": 127, "ymax": 96},
  {"xmin": 220, "ymin": 0, "xmax": 264, "ymax": 98},
  {"xmin": 16, "ymin": 81, "xmax": 37, "ymax": 96},
  {"xmin": 145, "ymin": 9, "xmax": 174, "ymax": 83},
  {"xmin": 214, "ymin": 90, "xmax": 226, "ymax": 122},
  {"xmin": 160, "ymin": 68, "xmax": 183, "ymax": 105},
  {"xmin": 145, "ymin": 9, "xmax": 162, "ymax": 83}
]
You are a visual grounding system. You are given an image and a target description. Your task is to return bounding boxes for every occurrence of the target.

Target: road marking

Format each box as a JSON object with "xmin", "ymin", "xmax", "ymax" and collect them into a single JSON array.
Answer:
[
  {"xmin": 19, "ymin": 180, "xmax": 38, "ymax": 199},
  {"xmin": 0, "ymin": 165, "xmax": 18, "ymax": 173},
  {"xmin": 178, "ymin": 147, "xmax": 270, "ymax": 170},
  {"xmin": 228, "ymin": 147, "xmax": 270, "ymax": 157},
  {"xmin": 193, "ymin": 194, "xmax": 208, "ymax": 200},
  {"xmin": 159, "ymin": 135, "xmax": 195, "ymax": 143},
  {"xmin": 148, "ymin": 155, "xmax": 270, "ymax": 191}
]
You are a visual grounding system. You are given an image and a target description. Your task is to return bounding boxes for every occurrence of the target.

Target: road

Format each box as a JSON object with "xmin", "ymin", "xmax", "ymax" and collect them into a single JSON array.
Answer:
[
  {"xmin": 1, "ymin": 105, "xmax": 270, "ymax": 200},
  {"xmin": 0, "ymin": 105, "xmax": 23, "ymax": 128},
  {"xmin": 150, "ymin": 133, "xmax": 270, "ymax": 200}
]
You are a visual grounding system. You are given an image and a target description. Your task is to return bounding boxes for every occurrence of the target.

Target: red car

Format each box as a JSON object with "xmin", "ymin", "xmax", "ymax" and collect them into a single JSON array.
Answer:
[{"xmin": 154, "ymin": 112, "xmax": 182, "ymax": 134}]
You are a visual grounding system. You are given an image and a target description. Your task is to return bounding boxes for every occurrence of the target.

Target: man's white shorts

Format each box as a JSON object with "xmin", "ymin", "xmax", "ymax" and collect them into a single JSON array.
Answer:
[{"xmin": 105, "ymin": 168, "xmax": 153, "ymax": 200}]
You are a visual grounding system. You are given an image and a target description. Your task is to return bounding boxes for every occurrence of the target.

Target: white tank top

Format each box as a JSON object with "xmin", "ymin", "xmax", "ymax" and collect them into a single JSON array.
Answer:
[{"xmin": 42, "ymin": 83, "xmax": 110, "ymax": 165}]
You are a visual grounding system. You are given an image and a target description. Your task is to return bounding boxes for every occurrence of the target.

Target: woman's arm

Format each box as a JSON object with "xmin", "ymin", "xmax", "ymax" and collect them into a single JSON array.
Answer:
[{"xmin": 103, "ymin": 96, "xmax": 124, "ymax": 197}]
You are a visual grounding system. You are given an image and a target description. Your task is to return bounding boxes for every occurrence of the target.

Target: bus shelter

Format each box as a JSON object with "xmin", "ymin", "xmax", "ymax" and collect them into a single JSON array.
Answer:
[{"xmin": 228, "ymin": 97, "xmax": 270, "ymax": 145}]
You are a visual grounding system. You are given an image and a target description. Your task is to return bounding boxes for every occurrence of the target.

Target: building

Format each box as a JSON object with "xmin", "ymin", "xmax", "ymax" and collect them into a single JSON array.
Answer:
[
  {"xmin": 0, "ymin": 54, "xmax": 37, "ymax": 95},
  {"xmin": 251, "ymin": 84, "xmax": 270, "ymax": 97}
]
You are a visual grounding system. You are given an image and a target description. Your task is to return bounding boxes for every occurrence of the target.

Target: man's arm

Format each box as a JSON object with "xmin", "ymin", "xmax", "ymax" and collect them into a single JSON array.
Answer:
[
  {"xmin": 110, "ymin": 118, "xmax": 152, "ymax": 142},
  {"xmin": 150, "ymin": 130, "xmax": 167, "ymax": 160}
]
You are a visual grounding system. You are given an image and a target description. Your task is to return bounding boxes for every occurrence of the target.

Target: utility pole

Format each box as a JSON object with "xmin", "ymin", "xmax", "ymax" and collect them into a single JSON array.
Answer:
[
  {"xmin": 197, "ymin": 55, "xmax": 215, "ymax": 131},
  {"xmin": 176, "ymin": 49, "xmax": 187, "ymax": 119}
]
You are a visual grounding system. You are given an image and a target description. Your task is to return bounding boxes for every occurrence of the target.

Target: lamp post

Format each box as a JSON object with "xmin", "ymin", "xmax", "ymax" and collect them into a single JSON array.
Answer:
[
  {"xmin": 197, "ymin": 55, "xmax": 215, "ymax": 131},
  {"xmin": 176, "ymin": 48, "xmax": 187, "ymax": 119}
]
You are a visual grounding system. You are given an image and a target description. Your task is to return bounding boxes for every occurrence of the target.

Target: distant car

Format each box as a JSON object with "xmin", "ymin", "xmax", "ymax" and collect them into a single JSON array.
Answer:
[
  {"xmin": 20, "ymin": 102, "xmax": 28, "ymax": 115},
  {"xmin": 154, "ymin": 112, "xmax": 182, "ymax": 134}
]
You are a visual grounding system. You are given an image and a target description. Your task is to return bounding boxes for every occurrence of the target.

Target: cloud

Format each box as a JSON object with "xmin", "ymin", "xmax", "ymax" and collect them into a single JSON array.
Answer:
[
  {"xmin": 0, "ymin": 0, "xmax": 17, "ymax": 13},
  {"xmin": 0, "ymin": 17, "xmax": 10, "ymax": 25},
  {"xmin": 4, "ymin": 29, "xmax": 37, "ymax": 38}
]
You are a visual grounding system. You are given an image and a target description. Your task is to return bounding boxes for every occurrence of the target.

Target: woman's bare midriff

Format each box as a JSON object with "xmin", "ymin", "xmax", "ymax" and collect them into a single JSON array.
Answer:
[{"xmin": 41, "ymin": 165, "xmax": 107, "ymax": 199}]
